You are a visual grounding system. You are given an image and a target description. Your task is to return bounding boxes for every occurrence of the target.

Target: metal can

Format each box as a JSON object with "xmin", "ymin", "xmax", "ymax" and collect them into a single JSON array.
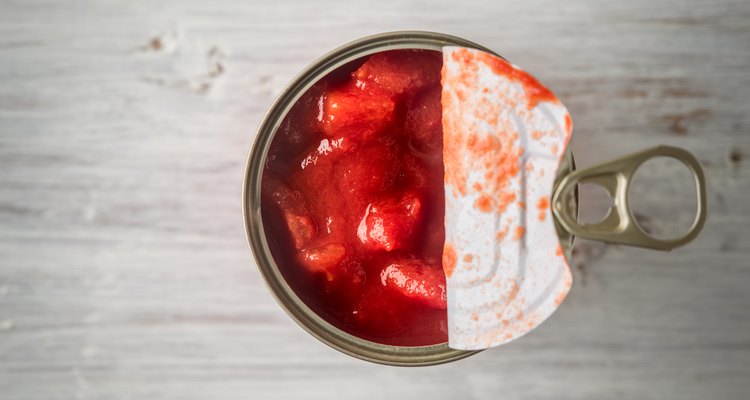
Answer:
[
  {"xmin": 243, "ymin": 31, "xmax": 576, "ymax": 366},
  {"xmin": 243, "ymin": 31, "xmax": 706, "ymax": 366}
]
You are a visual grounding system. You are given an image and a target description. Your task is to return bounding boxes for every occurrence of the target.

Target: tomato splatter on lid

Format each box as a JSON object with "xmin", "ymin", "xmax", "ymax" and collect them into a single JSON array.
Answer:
[
  {"xmin": 442, "ymin": 46, "xmax": 574, "ymax": 350},
  {"xmin": 471, "ymin": 50, "xmax": 557, "ymax": 109},
  {"xmin": 442, "ymin": 243, "xmax": 457, "ymax": 278},
  {"xmin": 537, "ymin": 196, "xmax": 550, "ymax": 221},
  {"xmin": 474, "ymin": 194, "xmax": 494, "ymax": 212}
]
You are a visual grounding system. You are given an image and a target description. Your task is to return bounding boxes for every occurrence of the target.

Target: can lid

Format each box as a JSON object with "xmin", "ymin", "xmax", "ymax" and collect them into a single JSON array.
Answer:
[{"xmin": 442, "ymin": 46, "xmax": 573, "ymax": 350}]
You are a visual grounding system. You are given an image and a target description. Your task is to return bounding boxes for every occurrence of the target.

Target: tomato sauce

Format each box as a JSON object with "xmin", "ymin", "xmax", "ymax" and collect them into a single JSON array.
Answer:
[{"xmin": 261, "ymin": 50, "xmax": 447, "ymax": 346}]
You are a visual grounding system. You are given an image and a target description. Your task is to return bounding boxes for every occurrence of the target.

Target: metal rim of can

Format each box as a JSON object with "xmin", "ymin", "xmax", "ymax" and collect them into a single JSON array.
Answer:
[{"xmin": 243, "ymin": 31, "xmax": 578, "ymax": 366}]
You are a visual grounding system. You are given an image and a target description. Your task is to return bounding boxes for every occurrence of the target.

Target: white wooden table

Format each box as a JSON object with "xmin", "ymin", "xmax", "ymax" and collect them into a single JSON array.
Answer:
[{"xmin": 1, "ymin": 0, "xmax": 748, "ymax": 399}]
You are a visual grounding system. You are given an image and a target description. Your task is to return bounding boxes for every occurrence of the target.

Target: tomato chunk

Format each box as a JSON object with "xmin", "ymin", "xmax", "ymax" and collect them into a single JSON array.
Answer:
[
  {"xmin": 319, "ymin": 83, "xmax": 396, "ymax": 143},
  {"xmin": 353, "ymin": 50, "xmax": 442, "ymax": 96},
  {"xmin": 357, "ymin": 191, "xmax": 423, "ymax": 252},
  {"xmin": 335, "ymin": 141, "xmax": 399, "ymax": 202},
  {"xmin": 380, "ymin": 258, "xmax": 447, "ymax": 309},
  {"xmin": 405, "ymin": 86, "xmax": 442, "ymax": 153},
  {"xmin": 262, "ymin": 173, "xmax": 317, "ymax": 249}
]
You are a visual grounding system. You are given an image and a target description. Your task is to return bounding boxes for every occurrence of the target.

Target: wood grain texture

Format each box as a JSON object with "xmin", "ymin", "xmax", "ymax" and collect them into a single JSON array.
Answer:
[{"xmin": 1, "ymin": 0, "xmax": 748, "ymax": 399}]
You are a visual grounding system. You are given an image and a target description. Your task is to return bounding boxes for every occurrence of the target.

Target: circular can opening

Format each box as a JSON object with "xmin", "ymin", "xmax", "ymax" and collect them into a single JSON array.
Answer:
[{"xmin": 243, "ymin": 31, "xmax": 577, "ymax": 366}]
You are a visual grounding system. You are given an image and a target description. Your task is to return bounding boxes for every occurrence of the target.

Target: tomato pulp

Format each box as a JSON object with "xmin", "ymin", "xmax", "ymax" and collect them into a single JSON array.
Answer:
[{"xmin": 261, "ymin": 50, "xmax": 447, "ymax": 346}]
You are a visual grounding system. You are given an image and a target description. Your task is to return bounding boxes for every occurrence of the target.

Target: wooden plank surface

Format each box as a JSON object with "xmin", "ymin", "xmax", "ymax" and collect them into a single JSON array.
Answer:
[{"xmin": 1, "ymin": 0, "xmax": 748, "ymax": 398}]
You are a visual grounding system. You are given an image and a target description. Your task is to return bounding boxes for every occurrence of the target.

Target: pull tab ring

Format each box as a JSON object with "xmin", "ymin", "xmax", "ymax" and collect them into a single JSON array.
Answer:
[{"xmin": 552, "ymin": 145, "xmax": 707, "ymax": 251}]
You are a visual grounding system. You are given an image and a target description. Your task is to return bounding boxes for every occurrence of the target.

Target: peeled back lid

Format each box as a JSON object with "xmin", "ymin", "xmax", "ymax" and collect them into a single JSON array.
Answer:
[{"xmin": 441, "ymin": 46, "xmax": 573, "ymax": 350}]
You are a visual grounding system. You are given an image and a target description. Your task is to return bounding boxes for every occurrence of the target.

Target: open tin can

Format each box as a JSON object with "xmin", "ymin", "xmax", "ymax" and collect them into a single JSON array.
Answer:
[{"xmin": 243, "ymin": 31, "xmax": 707, "ymax": 366}]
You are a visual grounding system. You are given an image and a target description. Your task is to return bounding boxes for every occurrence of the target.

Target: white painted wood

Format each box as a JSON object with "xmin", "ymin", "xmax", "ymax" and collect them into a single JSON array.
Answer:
[{"xmin": 0, "ymin": 0, "xmax": 748, "ymax": 399}]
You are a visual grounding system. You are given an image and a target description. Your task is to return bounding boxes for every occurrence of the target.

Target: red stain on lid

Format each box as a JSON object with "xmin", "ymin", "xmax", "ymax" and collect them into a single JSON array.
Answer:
[
  {"xmin": 474, "ymin": 195, "xmax": 494, "ymax": 212},
  {"xmin": 554, "ymin": 292, "xmax": 566, "ymax": 305},
  {"xmin": 472, "ymin": 51, "xmax": 558, "ymax": 109},
  {"xmin": 537, "ymin": 196, "xmax": 550, "ymax": 221},
  {"xmin": 497, "ymin": 192, "xmax": 517, "ymax": 213},
  {"xmin": 443, "ymin": 48, "xmax": 522, "ymax": 204},
  {"xmin": 496, "ymin": 225, "xmax": 510, "ymax": 240},
  {"xmin": 506, "ymin": 281, "xmax": 520, "ymax": 304},
  {"xmin": 554, "ymin": 274, "xmax": 573, "ymax": 305},
  {"xmin": 531, "ymin": 130, "xmax": 547, "ymax": 140},
  {"xmin": 442, "ymin": 243, "xmax": 457, "ymax": 278},
  {"xmin": 470, "ymin": 133, "xmax": 522, "ymax": 212}
]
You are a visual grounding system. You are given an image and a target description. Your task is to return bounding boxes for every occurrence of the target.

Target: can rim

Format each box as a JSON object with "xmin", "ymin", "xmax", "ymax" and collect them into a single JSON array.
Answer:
[{"xmin": 242, "ymin": 31, "xmax": 575, "ymax": 366}]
